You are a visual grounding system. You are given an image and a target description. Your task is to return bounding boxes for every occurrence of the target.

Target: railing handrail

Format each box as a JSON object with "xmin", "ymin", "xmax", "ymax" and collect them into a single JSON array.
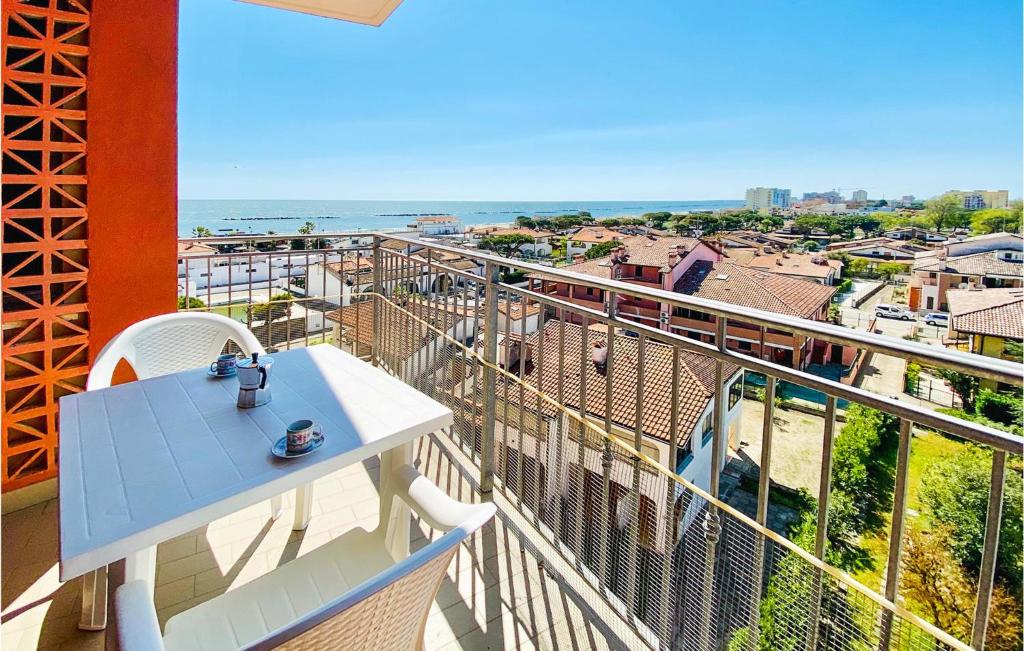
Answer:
[{"xmin": 178, "ymin": 232, "xmax": 1024, "ymax": 387}]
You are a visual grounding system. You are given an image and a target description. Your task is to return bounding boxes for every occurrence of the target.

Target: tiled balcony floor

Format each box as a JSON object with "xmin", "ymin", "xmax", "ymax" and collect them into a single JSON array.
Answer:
[{"xmin": 2, "ymin": 434, "xmax": 625, "ymax": 650}]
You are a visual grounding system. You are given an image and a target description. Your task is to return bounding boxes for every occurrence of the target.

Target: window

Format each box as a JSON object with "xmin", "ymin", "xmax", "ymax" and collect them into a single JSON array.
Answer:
[
  {"xmin": 686, "ymin": 331, "xmax": 702, "ymax": 341},
  {"xmin": 701, "ymin": 414, "xmax": 714, "ymax": 446},
  {"xmin": 737, "ymin": 340, "xmax": 752, "ymax": 351},
  {"xmin": 729, "ymin": 379, "xmax": 742, "ymax": 409},
  {"xmin": 676, "ymin": 437, "xmax": 694, "ymax": 472},
  {"xmin": 672, "ymin": 307, "xmax": 712, "ymax": 321}
]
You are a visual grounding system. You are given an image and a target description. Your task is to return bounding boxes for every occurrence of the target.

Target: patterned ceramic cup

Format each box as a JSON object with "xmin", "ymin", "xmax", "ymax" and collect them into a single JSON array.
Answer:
[
  {"xmin": 210, "ymin": 353, "xmax": 237, "ymax": 375},
  {"xmin": 286, "ymin": 419, "xmax": 320, "ymax": 453}
]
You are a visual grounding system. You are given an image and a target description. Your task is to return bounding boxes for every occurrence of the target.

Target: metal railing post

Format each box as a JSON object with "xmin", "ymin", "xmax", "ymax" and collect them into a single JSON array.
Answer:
[
  {"xmin": 749, "ymin": 373, "xmax": 777, "ymax": 649},
  {"xmin": 807, "ymin": 394, "xmax": 838, "ymax": 650},
  {"xmin": 597, "ymin": 290, "xmax": 617, "ymax": 586},
  {"xmin": 371, "ymin": 236, "xmax": 382, "ymax": 367},
  {"xmin": 700, "ymin": 315, "xmax": 729, "ymax": 650},
  {"xmin": 479, "ymin": 260, "xmax": 500, "ymax": 497},
  {"xmin": 971, "ymin": 449, "xmax": 1007, "ymax": 649},
  {"xmin": 879, "ymin": 418, "xmax": 912, "ymax": 650}
]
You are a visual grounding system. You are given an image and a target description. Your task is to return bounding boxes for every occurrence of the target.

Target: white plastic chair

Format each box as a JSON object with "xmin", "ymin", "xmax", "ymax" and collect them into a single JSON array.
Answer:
[
  {"xmin": 115, "ymin": 464, "xmax": 497, "ymax": 651},
  {"xmin": 80, "ymin": 312, "xmax": 275, "ymax": 631}
]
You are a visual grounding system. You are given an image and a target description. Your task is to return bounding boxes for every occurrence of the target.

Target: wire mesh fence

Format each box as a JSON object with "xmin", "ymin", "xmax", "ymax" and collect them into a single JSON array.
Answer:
[{"xmin": 369, "ymin": 246, "xmax": 971, "ymax": 651}]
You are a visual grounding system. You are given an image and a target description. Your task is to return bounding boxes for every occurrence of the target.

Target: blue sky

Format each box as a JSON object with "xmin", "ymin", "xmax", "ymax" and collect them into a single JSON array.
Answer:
[{"xmin": 179, "ymin": 0, "xmax": 1023, "ymax": 201}]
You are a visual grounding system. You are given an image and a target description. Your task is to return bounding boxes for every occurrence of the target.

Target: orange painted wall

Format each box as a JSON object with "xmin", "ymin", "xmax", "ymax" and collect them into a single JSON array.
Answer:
[{"xmin": 87, "ymin": 0, "xmax": 178, "ymax": 364}]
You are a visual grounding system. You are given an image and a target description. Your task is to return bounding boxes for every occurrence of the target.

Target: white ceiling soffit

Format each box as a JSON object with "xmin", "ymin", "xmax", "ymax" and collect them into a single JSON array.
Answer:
[{"xmin": 238, "ymin": 0, "xmax": 404, "ymax": 26}]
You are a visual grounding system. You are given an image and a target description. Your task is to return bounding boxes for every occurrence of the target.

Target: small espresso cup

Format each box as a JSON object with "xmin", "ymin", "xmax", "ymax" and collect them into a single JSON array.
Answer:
[
  {"xmin": 286, "ymin": 419, "xmax": 321, "ymax": 453},
  {"xmin": 210, "ymin": 353, "xmax": 238, "ymax": 375}
]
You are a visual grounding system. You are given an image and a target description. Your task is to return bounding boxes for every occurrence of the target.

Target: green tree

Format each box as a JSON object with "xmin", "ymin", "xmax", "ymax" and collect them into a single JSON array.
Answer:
[
  {"xmin": 177, "ymin": 296, "xmax": 205, "ymax": 310},
  {"xmin": 924, "ymin": 194, "xmax": 964, "ymax": 232},
  {"xmin": 585, "ymin": 240, "xmax": 619, "ymax": 259},
  {"xmin": 191, "ymin": 225, "xmax": 213, "ymax": 238},
  {"xmin": 828, "ymin": 405, "xmax": 899, "ymax": 546},
  {"xmin": 971, "ymin": 203, "xmax": 1023, "ymax": 235},
  {"xmin": 935, "ymin": 368, "xmax": 980, "ymax": 411},
  {"xmin": 249, "ymin": 292, "xmax": 293, "ymax": 323},
  {"xmin": 901, "ymin": 524, "xmax": 1023, "ymax": 650},
  {"xmin": 478, "ymin": 233, "xmax": 535, "ymax": 257},
  {"xmin": 514, "ymin": 215, "xmax": 536, "ymax": 229},
  {"xmin": 875, "ymin": 261, "xmax": 906, "ymax": 280},
  {"xmin": 920, "ymin": 445, "xmax": 1023, "ymax": 582}
]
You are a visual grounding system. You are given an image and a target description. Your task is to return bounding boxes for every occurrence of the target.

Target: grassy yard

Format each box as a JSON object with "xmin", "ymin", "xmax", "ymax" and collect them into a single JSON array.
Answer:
[{"xmin": 852, "ymin": 429, "xmax": 966, "ymax": 591}]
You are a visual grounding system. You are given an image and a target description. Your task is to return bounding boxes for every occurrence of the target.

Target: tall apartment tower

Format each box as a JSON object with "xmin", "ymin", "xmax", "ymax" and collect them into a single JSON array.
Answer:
[
  {"xmin": 851, "ymin": 189, "xmax": 868, "ymax": 203},
  {"xmin": 745, "ymin": 187, "xmax": 792, "ymax": 210}
]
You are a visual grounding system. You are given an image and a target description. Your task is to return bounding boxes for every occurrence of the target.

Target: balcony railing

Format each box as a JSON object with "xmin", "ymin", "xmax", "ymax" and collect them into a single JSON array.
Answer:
[{"xmin": 177, "ymin": 232, "xmax": 1023, "ymax": 650}]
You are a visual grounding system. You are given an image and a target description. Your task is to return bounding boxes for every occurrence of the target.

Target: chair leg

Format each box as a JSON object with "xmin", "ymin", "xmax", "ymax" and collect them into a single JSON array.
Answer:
[
  {"xmin": 78, "ymin": 567, "xmax": 108, "ymax": 631},
  {"xmin": 270, "ymin": 494, "xmax": 284, "ymax": 520},
  {"xmin": 293, "ymin": 483, "xmax": 314, "ymax": 531}
]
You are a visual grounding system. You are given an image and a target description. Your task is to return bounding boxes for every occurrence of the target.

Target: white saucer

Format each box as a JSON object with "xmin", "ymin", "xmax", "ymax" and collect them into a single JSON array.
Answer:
[{"xmin": 272, "ymin": 433, "xmax": 325, "ymax": 459}]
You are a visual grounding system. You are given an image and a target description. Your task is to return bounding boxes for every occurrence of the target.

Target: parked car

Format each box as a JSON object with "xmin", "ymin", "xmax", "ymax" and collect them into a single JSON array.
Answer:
[
  {"xmin": 874, "ymin": 304, "xmax": 916, "ymax": 320},
  {"xmin": 922, "ymin": 312, "xmax": 949, "ymax": 327}
]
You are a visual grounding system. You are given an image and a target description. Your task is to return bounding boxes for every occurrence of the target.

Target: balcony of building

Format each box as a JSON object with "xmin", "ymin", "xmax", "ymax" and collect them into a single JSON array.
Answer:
[{"xmin": 4, "ymin": 233, "xmax": 1021, "ymax": 651}]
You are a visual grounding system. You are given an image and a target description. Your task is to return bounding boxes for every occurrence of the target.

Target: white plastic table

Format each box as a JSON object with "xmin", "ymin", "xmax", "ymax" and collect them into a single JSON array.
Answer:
[{"xmin": 58, "ymin": 344, "xmax": 452, "ymax": 629}]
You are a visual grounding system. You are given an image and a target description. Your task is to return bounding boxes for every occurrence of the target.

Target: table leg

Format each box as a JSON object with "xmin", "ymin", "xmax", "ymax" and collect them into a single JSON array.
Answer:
[
  {"xmin": 381, "ymin": 442, "xmax": 412, "ymax": 560},
  {"xmin": 125, "ymin": 545, "xmax": 157, "ymax": 594},
  {"xmin": 293, "ymin": 483, "xmax": 314, "ymax": 531},
  {"xmin": 78, "ymin": 567, "xmax": 108, "ymax": 630},
  {"xmin": 270, "ymin": 494, "xmax": 284, "ymax": 520}
]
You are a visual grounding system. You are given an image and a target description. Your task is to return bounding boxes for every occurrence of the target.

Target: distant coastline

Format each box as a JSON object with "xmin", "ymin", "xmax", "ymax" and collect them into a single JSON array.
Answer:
[{"xmin": 178, "ymin": 199, "xmax": 743, "ymax": 236}]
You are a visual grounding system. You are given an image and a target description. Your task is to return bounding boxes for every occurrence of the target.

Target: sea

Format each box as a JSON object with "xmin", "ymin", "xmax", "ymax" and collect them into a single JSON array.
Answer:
[{"xmin": 178, "ymin": 199, "xmax": 744, "ymax": 237}]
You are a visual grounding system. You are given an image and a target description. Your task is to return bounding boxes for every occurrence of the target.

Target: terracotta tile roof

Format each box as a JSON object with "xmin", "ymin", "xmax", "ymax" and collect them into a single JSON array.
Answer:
[
  {"xmin": 325, "ymin": 300, "xmax": 466, "ymax": 360},
  {"xmin": 567, "ymin": 226, "xmax": 623, "ymax": 244},
  {"xmin": 511, "ymin": 322, "xmax": 739, "ymax": 443},
  {"xmin": 913, "ymin": 251, "xmax": 1022, "ymax": 277},
  {"xmin": 326, "ymin": 256, "xmax": 374, "ymax": 278},
  {"xmin": 738, "ymin": 252, "xmax": 842, "ymax": 279},
  {"xmin": 531, "ymin": 236, "xmax": 711, "ymax": 281},
  {"xmin": 947, "ymin": 288, "xmax": 1024, "ymax": 340},
  {"xmin": 675, "ymin": 261, "xmax": 837, "ymax": 319},
  {"xmin": 177, "ymin": 241, "xmax": 217, "ymax": 256},
  {"xmin": 610, "ymin": 235, "xmax": 706, "ymax": 270},
  {"xmin": 527, "ymin": 256, "xmax": 615, "ymax": 283}
]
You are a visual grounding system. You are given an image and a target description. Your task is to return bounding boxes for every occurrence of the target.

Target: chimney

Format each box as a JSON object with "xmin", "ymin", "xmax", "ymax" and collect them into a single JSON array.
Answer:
[
  {"xmin": 591, "ymin": 341, "xmax": 608, "ymax": 375},
  {"xmin": 668, "ymin": 250, "xmax": 680, "ymax": 267}
]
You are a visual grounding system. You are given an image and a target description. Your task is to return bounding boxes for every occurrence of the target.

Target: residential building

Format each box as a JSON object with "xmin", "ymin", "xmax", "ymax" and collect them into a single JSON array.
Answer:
[
  {"xmin": 467, "ymin": 226, "xmax": 556, "ymax": 258},
  {"xmin": 410, "ymin": 215, "xmax": 462, "ymax": 235},
  {"xmin": 944, "ymin": 189, "xmax": 1010, "ymax": 210},
  {"xmin": 883, "ymin": 227, "xmax": 947, "ymax": 242},
  {"xmin": 801, "ymin": 190, "xmax": 844, "ymax": 204},
  {"xmin": 745, "ymin": 186, "xmax": 791, "ymax": 211},
  {"xmin": 851, "ymin": 189, "xmax": 868, "ymax": 203},
  {"xmin": 946, "ymin": 288, "xmax": 1023, "ymax": 390},
  {"xmin": 825, "ymin": 237, "xmax": 927, "ymax": 261},
  {"xmin": 504, "ymin": 321, "xmax": 744, "ymax": 495},
  {"xmin": 896, "ymin": 195, "xmax": 916, "ymax": 207},
  {"xmin": 909, "ymin": 233, "xmax": 1023, "ymax": 311},
  {"xmin": 532, "ymin": 236, "xmax": 840, "ymax": 369},
  {"xmin": 671, "ymin": 261, "xmax": 839, "ymax": 368},
  {"xmin": 726, "ymin": 248, "xmax": 843, "ymax": 285},
  {"xmin": 564, "ymin": 226, "xmax": 623, "ymax": 259}
]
